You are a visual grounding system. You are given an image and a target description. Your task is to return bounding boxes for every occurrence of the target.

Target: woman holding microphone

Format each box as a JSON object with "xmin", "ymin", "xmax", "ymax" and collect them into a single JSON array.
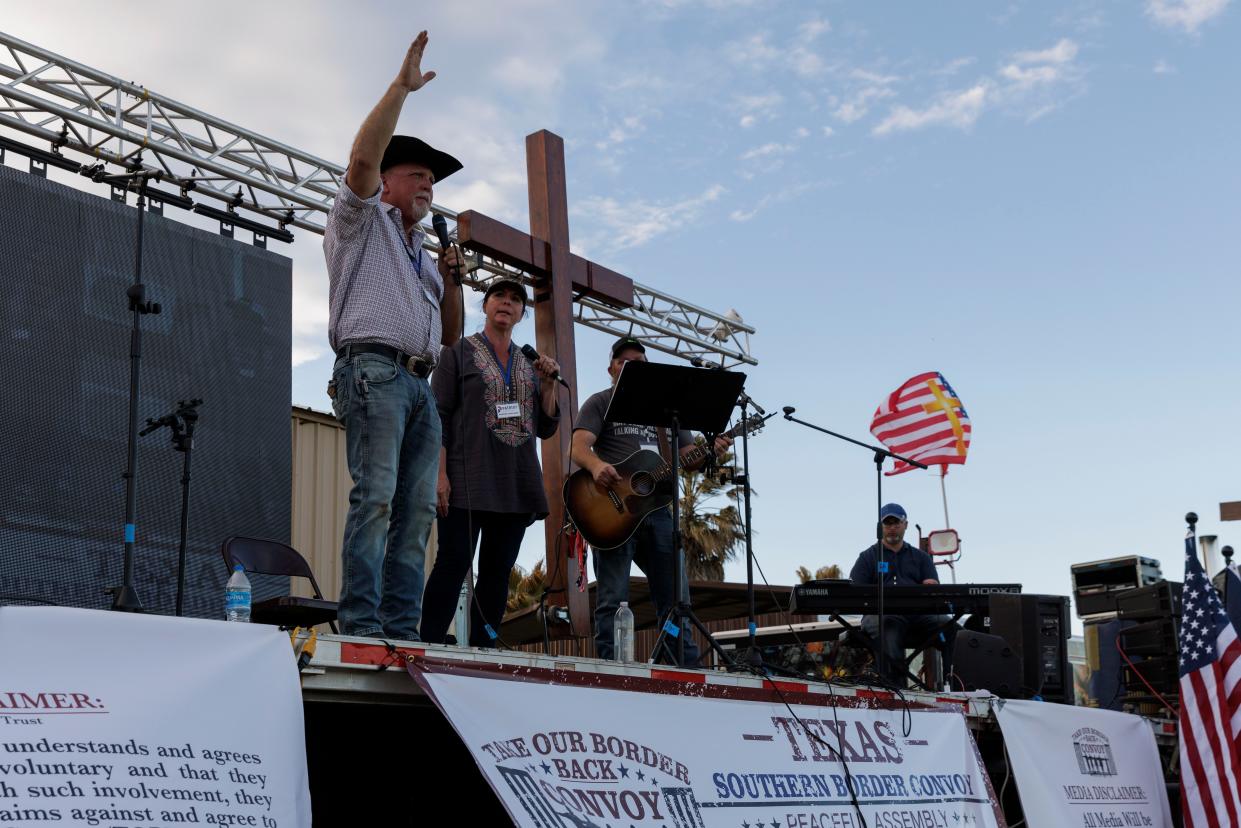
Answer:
[{"xmin": 420, "ymin": 278, "xmax": 560, "ymax": 647}]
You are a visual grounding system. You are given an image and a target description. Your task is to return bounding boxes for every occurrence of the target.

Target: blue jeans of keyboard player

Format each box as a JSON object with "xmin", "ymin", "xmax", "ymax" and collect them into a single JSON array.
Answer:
[
  {"xmin": 331, "ymin": 352, "xmax": 440, "ymax": 640},
  {"xmin": 861, "ymin": 613, "xmax": 957, "ymax": 686},
  {"xmin": 593, "ymin": 507, "xmax": 700, "ymax": 666}
]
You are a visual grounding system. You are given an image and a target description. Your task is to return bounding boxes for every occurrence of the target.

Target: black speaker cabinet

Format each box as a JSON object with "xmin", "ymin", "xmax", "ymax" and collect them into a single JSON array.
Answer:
[
  {"xmin": 987, "ymin": 593, "xmax": 1073, "ymax": 704},
  {"xmin": 1117, "ymin": 580, "xmax": 1182, "ymax": 620},
  {"xmin": 952, "ymin": 630, "xmax": 1023, "ymax": 697}
]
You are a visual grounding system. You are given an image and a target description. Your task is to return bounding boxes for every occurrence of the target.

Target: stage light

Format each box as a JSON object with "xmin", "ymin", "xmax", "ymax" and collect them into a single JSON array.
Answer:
[{"xmin": 927, "ymin": 529, "xmax": 960, "ymax": 556}]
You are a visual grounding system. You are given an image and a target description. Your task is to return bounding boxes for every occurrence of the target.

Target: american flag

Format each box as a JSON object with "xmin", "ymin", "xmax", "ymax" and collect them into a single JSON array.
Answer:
[
  {"xmin": 869, "ymin": 372, "xmax": 971, "ymax": 476},
  {"xmin": 1180, "ymin": 529, "xmax": 1241, "ymax": 827}
]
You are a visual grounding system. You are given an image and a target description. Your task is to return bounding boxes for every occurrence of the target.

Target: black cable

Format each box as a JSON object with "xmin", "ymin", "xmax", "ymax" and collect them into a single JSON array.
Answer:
[
  {"xmin": 748, "ymin": 543, "xmax": 916, "ymax": 737},
  {"xmin": 535, "ymin": 391, "xmax": 578, "ymax": 651},
  {"xmin": 999, "ymin": 740, "xmax": 1026, "ymax": 828},
  {"xmin": 446, "ymin": 253, "xmax": 501, "ymax": 650},
  {"xmin": 734, "ymin": 659, "xmax": 870, "ymax": 828}
]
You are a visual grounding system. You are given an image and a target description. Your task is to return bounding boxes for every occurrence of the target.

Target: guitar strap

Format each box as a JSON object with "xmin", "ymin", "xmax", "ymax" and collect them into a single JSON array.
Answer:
[{"xmin": 656, "ymin": 427, "xmax": 673, "ymax": 466}]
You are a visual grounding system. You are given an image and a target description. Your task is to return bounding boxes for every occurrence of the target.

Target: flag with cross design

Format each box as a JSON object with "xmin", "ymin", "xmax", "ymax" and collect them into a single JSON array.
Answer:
[{"xmin": 870, "ymin": 371, "xmax": 971, "ymax": 476}]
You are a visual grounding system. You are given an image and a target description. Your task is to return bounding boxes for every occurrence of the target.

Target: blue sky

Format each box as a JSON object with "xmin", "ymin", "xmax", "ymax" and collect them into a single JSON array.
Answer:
[{"xmin": 8, "ymin": 0, "xmax": 1239, "ymax": 627}]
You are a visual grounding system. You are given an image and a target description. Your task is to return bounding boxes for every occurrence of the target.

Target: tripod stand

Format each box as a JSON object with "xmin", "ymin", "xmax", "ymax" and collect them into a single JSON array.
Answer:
[
  {"xmin": 140, "ymin": 399, "xmax": 202, "ymax": 616},
  {"xmin": 781, "ymin": 407, "xmax": 927, "ymax": 684}
]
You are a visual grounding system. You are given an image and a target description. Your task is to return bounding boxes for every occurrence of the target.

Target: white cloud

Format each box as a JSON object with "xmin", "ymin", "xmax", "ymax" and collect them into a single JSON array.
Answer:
[
  {"xmin": 872, "ymin": 83, "xmax": 990, "ymax": 136},
  {"xmin": 736, "ymin": 92, "xmax": 784, "ymax": 112},
  {"xmin": 740, "ymin": 142, "xmax": 794, "ymax": 160},
  {"xmin": 874, "ymin": 38, "xmax": 1082, "ymax": 135},
  {"xmin": 733, "ymin": 92, "xmax": 783, "ymax": 126},
  {"xmin": 729, "ymin": 180, "xmax": 822, "ymax": 222},
  {"xmin": 1145, "ymin": 0, "xmax": 1231, "ymax": 33},
  {"xmin": 934, "ymin": 57, "xmax": 977, "ymax": 76},
  {"xmin": 829, "ymin": 69, "xmax": 900, "ymax": 124},
  {"xmin": 794, "ymin": 127, "xmax": 811, "ymax": 138},
  {"xmin": 594, "ymin": 115, "xmax": 646, "ymax": 151},
  {"xmin": 832, "ymin": 85, "xmax": 895, "ymax": 123},
  {"xmin": 1012, "ymin": 38, "xmax": 1080, "ymax": 67},
  {"xmin": 822, "ymin": 126, "xmax": 835, "ymax": 137},
  {"xmin": 1154, "ymin": 58, "xmax": 1177, "ymax": 74},
  {"xmin": 1000, "ymin": 38, "xmax": 1079, "ymax": 88},
  {"xmin": 728, "ymin": 24, "xmax": 827, "ymax": 79},
  {"xmin": 790, "ymin": 48, "xmax": 826, "ymax": 78},
  {"xmin": 732, "ymin": 33, "xmax": 781, "ymax": 64},
  {"xmin": 833, "ymin": 102, "xmax": 866, "ymax": 124},
  {"xmin": 798, "ymin": 18, "xmax": 831, "ymax": 41},
  {"xmin": 574, "ymin": 185, "xmax": 727, "ymax": 253}
]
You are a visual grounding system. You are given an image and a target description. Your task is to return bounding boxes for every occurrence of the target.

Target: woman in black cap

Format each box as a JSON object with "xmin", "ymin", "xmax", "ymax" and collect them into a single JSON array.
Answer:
[{"xmin": 420, "ymin": 278, "xmax": 561, "ymax": 646}]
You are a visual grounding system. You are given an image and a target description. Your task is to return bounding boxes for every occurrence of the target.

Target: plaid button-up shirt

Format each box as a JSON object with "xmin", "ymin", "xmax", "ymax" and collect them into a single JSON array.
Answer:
[{"xmin": 324, "ymin": 180, "xmax": 444, "ymax": 362}]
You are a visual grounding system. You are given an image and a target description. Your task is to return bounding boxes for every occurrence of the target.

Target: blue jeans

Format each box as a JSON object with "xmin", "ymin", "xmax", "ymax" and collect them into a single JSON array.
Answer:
[
  {"xmin": 332, "ymin": 353, "xmax": 440, "ymax": 639},
  {"xmin": 593, "ymin": 507, "xmax": 699, "ymax": 666},
  {"xmin": 860, "ymin": 613, "xmax": 957, "ymax": 685}
]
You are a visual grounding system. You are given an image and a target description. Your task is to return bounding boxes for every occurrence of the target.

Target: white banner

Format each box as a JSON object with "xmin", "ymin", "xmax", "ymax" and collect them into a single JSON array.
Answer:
[
  {"xmin": 413, "ymin": 663, "xmax": 1004, "ymax": 828},
  {"xmin": 995, "ymin": 699, "xmax": 1173, "ymax": 828},
  {"xmin": 0, "ymin": 607, "xmax": 311, "ymax": 827}
]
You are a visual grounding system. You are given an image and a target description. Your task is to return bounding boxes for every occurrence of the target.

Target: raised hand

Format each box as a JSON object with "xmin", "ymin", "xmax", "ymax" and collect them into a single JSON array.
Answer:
[{"xmin": 395, "ymin": 31, "xmax": 437, "ymax": 92}]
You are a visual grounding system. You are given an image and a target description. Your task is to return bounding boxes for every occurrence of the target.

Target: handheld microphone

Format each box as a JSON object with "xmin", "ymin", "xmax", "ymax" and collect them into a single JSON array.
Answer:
[
  {"xmin": 431, "ymin": 213, "xmax": 461, "ymax": 284},
  {"xmin": 689, "ymin": 356, "xmax": 725, "ymax": 370},
  {"xmin": 520, "ymin": 344, "xmax": 570, "ymax": 388}
]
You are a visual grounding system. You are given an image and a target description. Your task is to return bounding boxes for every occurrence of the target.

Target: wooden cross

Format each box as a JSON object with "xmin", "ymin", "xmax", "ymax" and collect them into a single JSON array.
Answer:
[{"xmin": 455, "ymin": 130, "xmax": 635, "ymax": 637}]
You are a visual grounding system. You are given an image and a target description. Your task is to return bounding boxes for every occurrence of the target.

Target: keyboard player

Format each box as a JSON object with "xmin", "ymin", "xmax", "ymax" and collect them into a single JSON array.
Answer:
[{"xmin": 848, "ymin": 502, "xmax": 958, "ymax": 686}]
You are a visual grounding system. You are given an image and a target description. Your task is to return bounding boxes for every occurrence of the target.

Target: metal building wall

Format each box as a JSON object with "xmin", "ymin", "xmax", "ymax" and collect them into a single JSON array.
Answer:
[
  {"xmin": 289, "ymin": 406, "xmax": 438, "ymax": 605},
  {"xmin": 290, "ymin": 406, "xmax": 350, "ymax": 602}
]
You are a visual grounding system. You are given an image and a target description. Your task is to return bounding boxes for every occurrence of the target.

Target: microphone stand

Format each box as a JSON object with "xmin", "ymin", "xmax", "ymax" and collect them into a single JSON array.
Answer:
[
  {"xmin": 781, "ymin": 406, "xmax": 927, "ymax": 685},
  {"xmin": 103, "ymin": 162, "xmax": 164, "ymax": 613},
  {"xmin": 691, "ymin": 359, "xmax": 770, "ymax": 673},
  {"xmin": 141, "ymin": 399, "xmax": 202, "ymax": 616},
  {"xmin": 734, "ymin": 391, "xmax": 766, "ymax": 672}
]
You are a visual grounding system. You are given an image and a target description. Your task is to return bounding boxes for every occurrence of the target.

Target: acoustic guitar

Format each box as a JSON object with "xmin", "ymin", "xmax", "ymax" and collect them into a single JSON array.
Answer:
[{"xmin": 563, "ymin": 413, "xmax": 774, "ymax": 549}]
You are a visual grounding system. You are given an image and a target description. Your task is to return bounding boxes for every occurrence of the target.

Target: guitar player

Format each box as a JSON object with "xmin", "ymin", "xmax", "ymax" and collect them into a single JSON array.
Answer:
[
  {"xmin": 849, "ymin": 502, "xmax": 958, "ymax": 686},
  {"xmin": 571, "ymin": 335, "xmax": 731, "ymax": 665}
]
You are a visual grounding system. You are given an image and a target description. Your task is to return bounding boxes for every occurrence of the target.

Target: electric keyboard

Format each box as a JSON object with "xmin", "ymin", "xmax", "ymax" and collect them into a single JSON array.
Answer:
[{"xmin": 789, "ymin": 580, "xmax": 1022, "ymax": 616}]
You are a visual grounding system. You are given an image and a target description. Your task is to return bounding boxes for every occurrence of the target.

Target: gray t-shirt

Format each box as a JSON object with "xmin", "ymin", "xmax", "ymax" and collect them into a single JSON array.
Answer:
[{"xmin": 575, "ymin": 387, "xmax": 694, "ymax": 465}]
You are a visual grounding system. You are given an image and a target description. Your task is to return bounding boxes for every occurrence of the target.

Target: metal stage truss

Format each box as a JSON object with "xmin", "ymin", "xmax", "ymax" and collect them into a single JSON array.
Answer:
[{"xmin": 0, "ymin": 31, "xmax": 756, "ymax": 367}]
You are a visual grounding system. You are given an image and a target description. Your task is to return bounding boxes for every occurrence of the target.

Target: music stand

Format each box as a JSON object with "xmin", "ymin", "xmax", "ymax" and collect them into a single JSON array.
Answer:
[{"xmin": 604, "ymin": 361, "xmax": 745, "ymax": 667}]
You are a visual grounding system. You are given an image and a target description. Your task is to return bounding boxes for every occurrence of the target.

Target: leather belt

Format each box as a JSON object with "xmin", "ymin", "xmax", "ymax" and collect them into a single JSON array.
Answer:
[{"xmin": 337, "ymin": 343, "xmax": 433, "ymax": 378}]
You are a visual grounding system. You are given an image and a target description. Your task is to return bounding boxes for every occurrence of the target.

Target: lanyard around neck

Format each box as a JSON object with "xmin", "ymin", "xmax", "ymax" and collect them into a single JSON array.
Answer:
[{"xmin": 477, "ymin": 333, "xmax": 514, "ymax": 397}]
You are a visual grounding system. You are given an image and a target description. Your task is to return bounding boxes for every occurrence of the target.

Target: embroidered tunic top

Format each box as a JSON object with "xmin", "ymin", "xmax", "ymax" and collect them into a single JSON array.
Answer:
[{"xmin": 432, "ymin": 333, "xmax": 560, "ymax": 517}]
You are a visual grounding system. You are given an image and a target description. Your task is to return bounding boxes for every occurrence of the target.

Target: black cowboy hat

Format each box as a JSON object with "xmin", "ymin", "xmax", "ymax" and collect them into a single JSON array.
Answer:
[{"xmin": 380, "ymin": 135, "xmax": 463, "ymax": 182}]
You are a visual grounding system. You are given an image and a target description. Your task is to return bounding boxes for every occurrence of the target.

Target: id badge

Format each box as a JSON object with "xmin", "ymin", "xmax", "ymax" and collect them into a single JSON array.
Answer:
[{"xmin": 496, "ymin": 401, "xmax": 521, "ymax": 419}]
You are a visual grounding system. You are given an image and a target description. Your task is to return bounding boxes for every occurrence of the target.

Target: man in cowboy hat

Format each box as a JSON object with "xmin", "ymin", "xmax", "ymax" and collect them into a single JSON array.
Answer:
[{"xmin": 323, "ymin": 30, "xmax": 464, "ymax": 639}]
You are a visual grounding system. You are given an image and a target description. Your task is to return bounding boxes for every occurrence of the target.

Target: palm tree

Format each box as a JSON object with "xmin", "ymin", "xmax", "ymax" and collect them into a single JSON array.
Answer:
[
  {"xmin": 679, "ymin": 451, "xmax": 745, "ymax": 581},
  {"xmin": 796, "ymin": 564, "xmax": 843, "ymax": 583},
  {"xmin": 506, "ymin": 560, "xmax": 547, "ymax": 613}
]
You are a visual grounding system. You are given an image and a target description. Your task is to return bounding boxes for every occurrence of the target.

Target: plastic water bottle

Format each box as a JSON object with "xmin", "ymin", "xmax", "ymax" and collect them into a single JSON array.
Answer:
[
  {"xmin": 225, "ymin": 565, "xmax": 251, "ymax": 622},
  {"xmin": 614, "ymin": 602, "xmax": 634, "ymax": 662}
]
